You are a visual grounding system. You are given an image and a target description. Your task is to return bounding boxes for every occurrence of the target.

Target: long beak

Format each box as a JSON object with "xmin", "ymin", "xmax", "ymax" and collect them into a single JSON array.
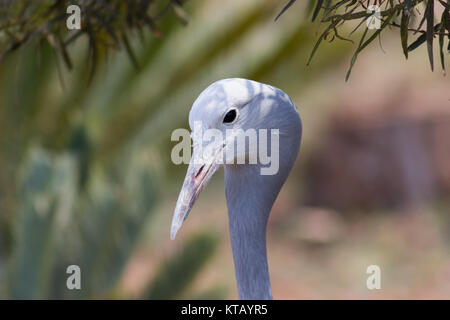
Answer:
[{"xmin": 170, "ymin": 144, "xmax": 223, "ymax": 239}]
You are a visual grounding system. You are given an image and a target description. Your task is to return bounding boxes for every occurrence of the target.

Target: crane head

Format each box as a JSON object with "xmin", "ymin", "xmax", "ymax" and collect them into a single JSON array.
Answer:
[{"xmin": 170, "ymin": 78, "xmax": 300, "ymax": 239}]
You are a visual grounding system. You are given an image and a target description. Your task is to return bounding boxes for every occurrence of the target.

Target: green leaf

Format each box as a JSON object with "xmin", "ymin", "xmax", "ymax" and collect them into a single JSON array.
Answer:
[
  {"xmin": 401, "ymin": 0, "xmax": 412, "ymax": 58},
  {"xmin": 121, "ymin": 32, "xmax": 139, "ymax": 70},
  {"xmin": 171, "ymin": 1, "xmax": 189, "ymax": 25},
  {"xmin": 345, "ymin": 26, "xmax": 368, "ymax": 81},
  {"xmin": 312, "ymin": 0, "xmax": 325, "ymax": 22},
  {"xmin": 307, "ymin": 19, "xmax": 340, "ymax": 65},
  {"xmin": 408, "ymin": 23, "xmax": 441, "ymax": 52},
  {"xmin": 439, "ymin": 7, "xmax": 448, "ymax": 73},
  {"xmin": 9, "ymin": 149, "xmax": 61, "ymax": 299},
  {"xmin": 57, "ymin": 34, "xmax": 73, "ymax": 71},
  {"xmin": 346, "ymin": 9, "xmax": 396, "ymax": 81},
  {"xmin": 425, "ymin": 0, "xmax": 435, "ymax": 71},
  {"xmin": 275, "ymin": 0, "xmax": 297, "ymax": 21}
]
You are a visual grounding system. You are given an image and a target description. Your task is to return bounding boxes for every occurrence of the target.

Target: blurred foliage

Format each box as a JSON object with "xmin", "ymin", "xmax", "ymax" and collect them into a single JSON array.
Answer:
[
  {"xmin": 9, "ymin": 147, "xmax": 157, "ymax": 298},
  {"xmin": 0, "ymin": 0, "xmax": 353, "ymax": 299},
  {"xmin": 5, "ymin": 144, "xmax": 222, "ymax": 299},
  {"xmin": 0, "ymin": 0, "xmax": 188, "ymax": 81},
  {"xmin": 146, "ymin": 232, "xmax": 219, "ymax": 299},
  {"xmin": 0, "ymin": 0, "xmax": 216, "ymax": 299},
  {"xmin": 3, "ymin": 1, "xmax": 445, "ymax": 83},
  {"xmin": 278, "ymin": 0, "xmax": 450, "ymax": 79}
]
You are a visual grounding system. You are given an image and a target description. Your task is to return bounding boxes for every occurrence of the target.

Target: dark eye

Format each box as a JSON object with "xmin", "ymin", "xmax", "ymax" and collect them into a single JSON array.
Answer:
[{"xmin": 223, "ymin": 109, "xmax": 238, "ymax": 124}]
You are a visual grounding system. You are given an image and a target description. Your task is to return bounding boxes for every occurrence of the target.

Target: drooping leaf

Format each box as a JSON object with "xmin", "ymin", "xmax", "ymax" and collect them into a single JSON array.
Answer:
[
  {"xmin": 401, "ymin": 0, "xmax": 412, "ymax": 58},
  {"xmin": 275, "ymin": 0, "xmax": 297, "ymax": 21},
  {"xmin": 121, "ymin": 32, "xmax": 139, "ymax": 70},
  {"xmin": 307, "ymin": 19, "xmax": 340, "ymax": 65},
  {"xmin": 171, "ymin": 1, "xmax": 189, "ymax": 25},
  {"xmin": 345, "ymin": 25, "xmax": 368, "ymax": 81},
  {"xmin": 425, "ymin": 0, "xmax": 435, "ymax": 71},
  {"xmin": 346, "ymin": 9, "xmax": 396, "ymax": 81},
  {"xmin": 439, "ymin": 7, "xmax": 448, "ymax": 73},
  {"xmin": 408, "ymin": 23, "xmax": 441, "ymax": 52},
  {"xmin": 312, "ymin": 0, "xmax": 325, "ymax": 22}
]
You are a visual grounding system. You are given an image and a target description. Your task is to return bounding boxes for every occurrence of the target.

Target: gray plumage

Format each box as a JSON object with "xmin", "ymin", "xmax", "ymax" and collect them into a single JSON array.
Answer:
[{"xmin": 171, "ymin": 78, "xmax": 302, "ymax": 299}]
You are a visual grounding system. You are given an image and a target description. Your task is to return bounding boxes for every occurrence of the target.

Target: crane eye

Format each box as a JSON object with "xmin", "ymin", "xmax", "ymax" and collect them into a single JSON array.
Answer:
[{"xmin": 223, "ymin": 109, "xmax": 238, "ymax": 124}]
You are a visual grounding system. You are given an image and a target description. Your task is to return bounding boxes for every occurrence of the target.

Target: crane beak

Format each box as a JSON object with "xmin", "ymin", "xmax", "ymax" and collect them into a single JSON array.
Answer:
[{"xmin": 170, "ymin": 144, "xmax": 223, "ymax": 240}]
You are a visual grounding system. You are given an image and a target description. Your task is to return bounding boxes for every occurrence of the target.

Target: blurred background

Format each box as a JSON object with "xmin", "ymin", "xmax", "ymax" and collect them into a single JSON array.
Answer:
[{"xmin": 0, "ymin": 0, "xmax": 450, "ymax": 299}]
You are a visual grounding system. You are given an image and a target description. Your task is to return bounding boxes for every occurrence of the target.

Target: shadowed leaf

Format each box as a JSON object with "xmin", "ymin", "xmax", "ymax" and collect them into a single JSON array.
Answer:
[
  {"xmin": 439, "ymin": 8, "xmax": 448, "ymax": 73},
  {"xmin": 312, "ymin": 0, "xmax": 325, "ymax": 21},
  {"xmin": 408, "ymin": 23, "xmax": 441, "ymax": 52},
  {"xmin": 307, "ymin": 19, "xmax": 339, "ymax": 65},
  {"xmin": 425, "ymin": 0, "xmax": 435, "ymax": 71},
  {"xmin": 401, "ymin": 0, "xmax": 412, "ymax": 58},
  {"xmin": 275, "ymin": 0, "xmax": 297, "ymax": 21},
  {"xmin": 172, "ymin": 1, "xmax": 189, "ymax": 25},
  {"xmin": 346, "ymin": 9, "xmax": 396, "ymax": 81},
  {"xmin": 121, "ymin": 32, "xmax": 139, "ymax": 70}
]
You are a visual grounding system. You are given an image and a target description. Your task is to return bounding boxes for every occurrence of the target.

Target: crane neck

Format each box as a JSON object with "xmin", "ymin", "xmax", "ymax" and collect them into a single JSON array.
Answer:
[
  {"xmin": 223, "ymin": 109, "xmax": 301, "ymax": 300},
  {"xmin": 225, "ymin": 164, "xmax": 287, "ymax": 300}
]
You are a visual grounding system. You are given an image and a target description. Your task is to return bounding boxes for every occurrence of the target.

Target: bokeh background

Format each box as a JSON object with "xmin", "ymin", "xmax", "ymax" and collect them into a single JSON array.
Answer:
[{"xmin": 0, "ymin": 0, "xmax": 450, "ymax": 299}]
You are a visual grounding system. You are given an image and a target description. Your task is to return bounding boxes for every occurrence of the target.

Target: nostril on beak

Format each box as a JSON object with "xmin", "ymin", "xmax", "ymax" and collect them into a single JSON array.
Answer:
[{"xmin": 195, "ymin": 165, "xmax": 205, "ymax": 180}]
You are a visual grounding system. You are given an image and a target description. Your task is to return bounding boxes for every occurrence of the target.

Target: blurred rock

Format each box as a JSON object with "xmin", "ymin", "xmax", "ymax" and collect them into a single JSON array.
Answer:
[
  {"xmin": 303, "ymin": 82, "xmax": 450, "ymax": 212},
  {"xmin": 280, "ymin": 207, "xmax": 344, "ymax": 245}
]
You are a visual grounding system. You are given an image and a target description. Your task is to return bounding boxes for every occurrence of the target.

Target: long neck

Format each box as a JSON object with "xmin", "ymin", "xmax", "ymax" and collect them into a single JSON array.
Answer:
[{"xmin": 225, "ymin": 165, "xmax": 286, "ymax": 300}]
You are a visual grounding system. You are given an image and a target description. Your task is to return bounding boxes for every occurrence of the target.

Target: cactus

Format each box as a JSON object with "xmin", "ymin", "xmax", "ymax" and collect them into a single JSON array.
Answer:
[{"xmin": 6, "ymin": 145, "xmax": 219, "ymax": 299}]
